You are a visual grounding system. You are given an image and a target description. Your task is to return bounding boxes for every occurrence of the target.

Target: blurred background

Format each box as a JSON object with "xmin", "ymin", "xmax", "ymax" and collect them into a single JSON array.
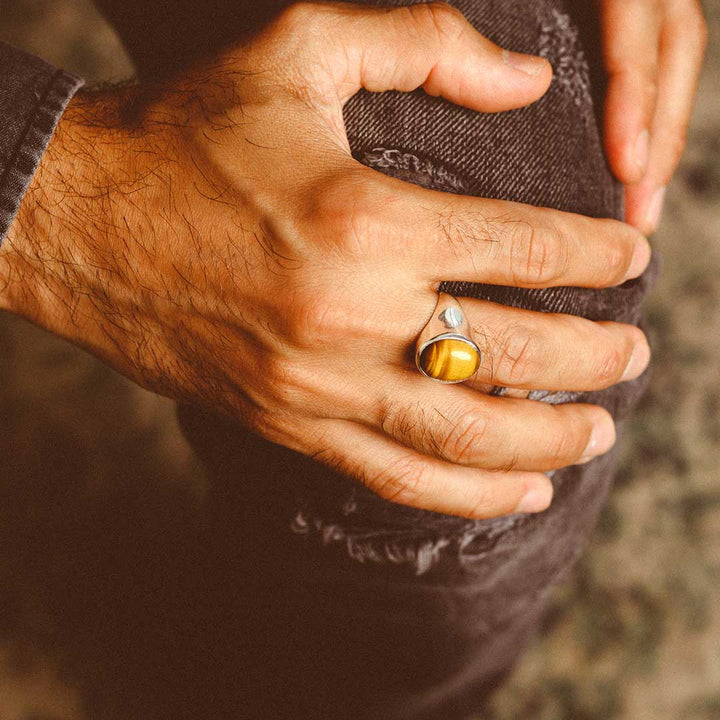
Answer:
[{"xmin": 0, "ymin": 1, "xmax": 718, "ymax": 718}]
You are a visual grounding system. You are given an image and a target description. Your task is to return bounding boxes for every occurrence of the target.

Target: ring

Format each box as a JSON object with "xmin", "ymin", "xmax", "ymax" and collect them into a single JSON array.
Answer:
[{"xmin": 415, "ymin": 293, "xmax": 481, "ymax": 383}]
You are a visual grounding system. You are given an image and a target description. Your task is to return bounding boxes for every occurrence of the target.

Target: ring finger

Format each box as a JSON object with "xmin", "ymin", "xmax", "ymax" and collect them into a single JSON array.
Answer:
[
  {"xmin": 365, "ymin": 292, "xmax": 650, "ymax": 392},
  {"xmin": 456, "ymin": 296, "xmax": 650, "ymax": 391}
]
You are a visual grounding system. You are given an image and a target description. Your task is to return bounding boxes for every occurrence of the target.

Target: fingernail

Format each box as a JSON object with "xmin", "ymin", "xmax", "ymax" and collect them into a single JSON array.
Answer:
[
  {"xmin": 620, "ymin": 338, "xmax": 651, "ymax": 382},
  {"xmin": 502, "ymin": 48, "xmax": 546, "ymax": 77},
  {"xmin": 625, "ymin": 236, "xmax": 652, "ymax": 279},
  {"xmin": 645, "ymin": 186, "xmax": 667, "ymax": 234},
  {"xmin": 579, "ymin": 414, "xmax": 616, "ymax": 463},
  {"xmin": 634, "ymin": 129, "xmax": 650, "ymax": 174},
  {"xmin": 514, "ymin": 485, "xmax": 553, "ymax": 514}
]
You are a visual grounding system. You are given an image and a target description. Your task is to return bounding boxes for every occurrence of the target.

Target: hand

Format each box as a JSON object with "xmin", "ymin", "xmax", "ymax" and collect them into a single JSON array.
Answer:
[
  {"xmin": 600, "ymin": 0, "xmax": 707, "ymax": 234},
  {"xmin": 0, "ymin": 2, "xmax": 652, "ymax": 519}
]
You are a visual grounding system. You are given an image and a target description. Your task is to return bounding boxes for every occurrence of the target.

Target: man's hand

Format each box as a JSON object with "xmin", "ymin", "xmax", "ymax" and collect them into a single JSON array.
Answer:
[
  {"xmin": 600, "ymin": 0, "xmax": 707, "ymax": 234},
  {"xmin": 0, "ymin": 2, "xmax": 651, "ymax": 519}
]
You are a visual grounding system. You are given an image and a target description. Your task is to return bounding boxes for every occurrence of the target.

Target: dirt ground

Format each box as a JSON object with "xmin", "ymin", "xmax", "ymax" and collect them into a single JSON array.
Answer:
[{"xmin": 0, "ymin": 1, "xmax": 718, "ymax": 718}]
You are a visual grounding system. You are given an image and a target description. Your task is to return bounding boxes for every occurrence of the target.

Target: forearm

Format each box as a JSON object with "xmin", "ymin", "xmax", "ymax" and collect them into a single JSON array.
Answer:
[
  {"xmin": 0, "ymin": 4, "xmax": 653, "ymax": 522},
  {"xmin": 2, "ymin": 74, "xmax": 264, "ymax": 399}
]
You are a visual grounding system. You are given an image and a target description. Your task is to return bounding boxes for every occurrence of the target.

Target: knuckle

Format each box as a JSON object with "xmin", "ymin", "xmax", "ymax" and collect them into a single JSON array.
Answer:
[
  {"xmin": 258, "ymin": 353, "xmax": 309, "ymax": 410},
  {"xmin": 509, "ymin": 222, "xmax": 566, "ymax": 286},
  {"xmin": 418, "ymin": 2, "xmax": 467, "ymax": 40},
  {"xmin": 369, "ymin": 455, "xmax": 432, "ymax": 507},
  {"xmin": 302, "ymin": 175, "xmax": 378, "ymax": 257},
  {"xmin": 334, "ymin": 201, "xmax": 375, "ymax": 257},
  {"xmin": 593, "ymin": 345, "xmax": 627, "ymax": 385},
  {"xmin": 494, "ymin": 327, "xmax": 540, "ymax": 386},
  {"xmin": 441, "ymin": 409, "xmax": 490, "ymax": 464},
  {"xmin": 264, "ymin": 2, "xmax": 319, "ymax": 56},
  {"xmin": 376, "ymin": 395, "xmax": 397, "ymax": 436},
  {"xmin": 466, "ymin": 484, "xmax": 500, "ymax": 519},
  {"xmin": 275, "ymin": 2, "xmax": 319, "ymax": 31},
  {"xmin": 284, "ymin": 289, "xmax": 349, "ymax": 347},
  {"xmin": 545, "ymin": 423, "xmax": 583, "ymax": 467},
  {"xmin": 601, "ymin": 230, "xmax": 635, "ymax": 282},
  {"xmin": 258, "ymin": 3, "xmax": 337, "ymax": 95}
]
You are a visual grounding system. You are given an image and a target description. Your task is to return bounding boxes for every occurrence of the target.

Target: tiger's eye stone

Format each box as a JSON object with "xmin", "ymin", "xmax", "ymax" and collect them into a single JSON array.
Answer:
[{"xmin": 418, "ymin": 338, "xmax": 480, "ymax": 382}]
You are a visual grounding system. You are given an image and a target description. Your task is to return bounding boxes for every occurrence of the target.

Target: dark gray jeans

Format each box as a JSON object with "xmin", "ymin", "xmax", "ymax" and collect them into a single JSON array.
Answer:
[{"xmin": 97, "ymin": 0, "xmax": 660, "ymax": 717}]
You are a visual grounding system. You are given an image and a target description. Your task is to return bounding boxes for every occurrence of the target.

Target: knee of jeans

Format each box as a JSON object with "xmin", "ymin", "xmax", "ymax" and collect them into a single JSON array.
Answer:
[
  {"xmin": 342, "ymin": 0, "xmax": 658, "ymax": 412},
  {"xmin": 288, "ymin": 491, "xmax": 538, "ymax": 576},
  {"xmin": 344, "ymin": 0, "xmax": 621, "ymax": 219}
]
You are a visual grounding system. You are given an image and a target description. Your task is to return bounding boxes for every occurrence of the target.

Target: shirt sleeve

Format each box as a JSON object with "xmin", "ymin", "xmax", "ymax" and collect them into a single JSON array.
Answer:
[{"xmin": 0, "ymin": 42, "xmax": 84, "ymax": 244}]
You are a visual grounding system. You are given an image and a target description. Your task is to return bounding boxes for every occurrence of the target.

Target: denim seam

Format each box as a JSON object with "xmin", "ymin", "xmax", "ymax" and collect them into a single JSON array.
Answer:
[{"xmin": 0, "ymin": 66, "xmax": 84, "ymax": 243}]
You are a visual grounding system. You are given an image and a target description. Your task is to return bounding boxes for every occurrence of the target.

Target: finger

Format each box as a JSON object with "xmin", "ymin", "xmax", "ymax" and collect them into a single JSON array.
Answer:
[
  {"xmin": 272, "ymin": 289, "xmax": 649, "ymax": 397},
  {"xmin": 284, "ymin": 1, "xmax": 552, "ymax": 111},
  {"xmin": 601, "ymin": 0, "xmax": 662, "ymax": 183},
  {"xmin": 458, "ymin": 298, "xmax": 651, "ymax": 391},
  {"xmin": 385, "ymin": 186, "xmax": 652, "ymax": 288},
  {"xmin": 624, "ymin": 0, "xmax": 707, "ymax": 234},
  {"xmin": 372, "ymin": 376, "xmax": 616, "ymax": 472},
  {"xmin": 312, "ymin": 418, "xmax": 554, "ymax": 518}
]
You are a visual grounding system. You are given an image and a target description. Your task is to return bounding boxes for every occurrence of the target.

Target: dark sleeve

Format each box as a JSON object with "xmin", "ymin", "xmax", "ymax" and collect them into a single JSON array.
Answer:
[{"xmin": 0, "ymin": 42, "xmax": 84, "ymax": 244}]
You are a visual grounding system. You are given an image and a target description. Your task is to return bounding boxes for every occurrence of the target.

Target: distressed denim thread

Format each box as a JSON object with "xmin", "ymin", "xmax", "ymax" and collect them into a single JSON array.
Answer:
[
  {"xmin": 0, "ymin": 0, "xmax": 661, "ymax": 714},
  {"xmin": 173, "ymin": 0, "xmax": 659, "ymax": 589}
]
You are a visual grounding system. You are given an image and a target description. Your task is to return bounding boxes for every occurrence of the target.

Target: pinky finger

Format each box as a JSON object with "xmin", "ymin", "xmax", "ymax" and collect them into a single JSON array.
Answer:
[{"xmin": 311, "ymin": 419, "xmax": 554, "ymax": 519}]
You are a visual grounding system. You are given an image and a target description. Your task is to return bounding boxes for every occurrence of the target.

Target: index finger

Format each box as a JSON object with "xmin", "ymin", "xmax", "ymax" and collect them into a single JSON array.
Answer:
[{"xmin": 385, "ymin": 182, "xmax": 652, "ymax": 289}]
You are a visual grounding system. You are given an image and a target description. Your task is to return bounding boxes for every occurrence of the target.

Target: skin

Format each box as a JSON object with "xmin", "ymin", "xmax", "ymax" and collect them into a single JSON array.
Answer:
[
  {"xmin": 0, "ymin": 1, "xmax": 680, "ymax": 520},
  {"xmin": 600, "ymin": 0, "xmax": 707, "ymax": 234}
]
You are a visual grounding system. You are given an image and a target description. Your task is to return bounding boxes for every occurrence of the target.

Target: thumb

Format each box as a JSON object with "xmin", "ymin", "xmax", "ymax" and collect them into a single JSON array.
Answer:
[{"xmin": 319, "ymin": 1, "xmax": 552, "ymax": 112}]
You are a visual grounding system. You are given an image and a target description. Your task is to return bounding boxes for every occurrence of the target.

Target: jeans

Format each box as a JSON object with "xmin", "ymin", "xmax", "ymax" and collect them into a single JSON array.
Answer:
[{"xmin": 96, "ymin": 0, "xmax": 660, "ymax": 717}]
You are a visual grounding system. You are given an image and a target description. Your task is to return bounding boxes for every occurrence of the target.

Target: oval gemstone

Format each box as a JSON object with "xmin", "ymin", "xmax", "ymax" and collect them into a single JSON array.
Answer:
[{"xmin": 418, "ymin": 338, "xmax": 480, "ymax": 382}]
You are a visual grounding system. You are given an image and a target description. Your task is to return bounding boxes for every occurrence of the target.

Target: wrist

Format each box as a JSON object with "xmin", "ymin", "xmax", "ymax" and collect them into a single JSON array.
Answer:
[{"xmin": 0, "ymin": 88, "xmax": 145, "ymax": 346}]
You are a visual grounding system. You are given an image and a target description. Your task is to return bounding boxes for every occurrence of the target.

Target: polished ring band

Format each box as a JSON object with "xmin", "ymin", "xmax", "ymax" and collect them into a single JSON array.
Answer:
[{"xmin": 415, "ymin": 293, "xmax": 481, "ymax": 383}]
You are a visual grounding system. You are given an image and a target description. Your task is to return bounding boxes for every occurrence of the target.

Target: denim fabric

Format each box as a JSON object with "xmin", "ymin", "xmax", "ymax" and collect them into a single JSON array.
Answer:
[
  {"xmin": 169, "ymin": 2, "xmax": 659, "ymax": 718},
  {"xmin": 0, "ymin": 1, "xmax": 660, "ymax": 717},
  {"xmin": 0, "ymin": 42, "xmax": 83, "ymax": 243}
]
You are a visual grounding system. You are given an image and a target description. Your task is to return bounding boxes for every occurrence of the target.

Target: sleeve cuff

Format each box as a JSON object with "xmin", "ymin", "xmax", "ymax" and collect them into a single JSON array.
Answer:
[{"xmin": 0, "ymin": 42, "xmax": 84, "ymax": 243}]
